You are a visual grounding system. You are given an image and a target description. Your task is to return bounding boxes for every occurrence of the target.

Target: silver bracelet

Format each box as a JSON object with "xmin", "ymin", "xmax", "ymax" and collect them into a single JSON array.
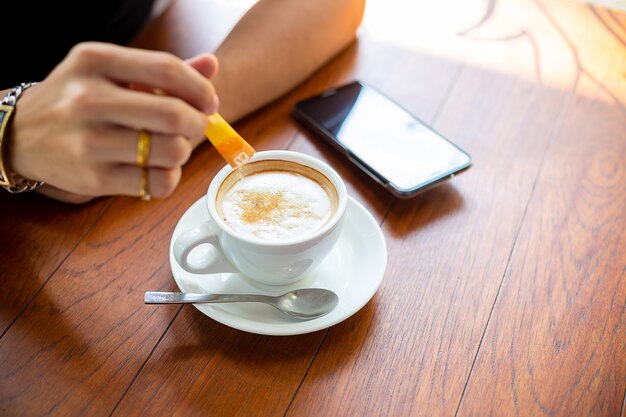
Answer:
[{"xmin": 0, "ymin": 82, "xmax": 45, "ymax": 193}]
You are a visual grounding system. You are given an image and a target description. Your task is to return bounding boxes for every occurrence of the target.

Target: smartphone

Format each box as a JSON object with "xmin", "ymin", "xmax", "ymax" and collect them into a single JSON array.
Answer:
[{"xmin": 293, "ymin": 81, "xmax": 472, "ymax": 198}]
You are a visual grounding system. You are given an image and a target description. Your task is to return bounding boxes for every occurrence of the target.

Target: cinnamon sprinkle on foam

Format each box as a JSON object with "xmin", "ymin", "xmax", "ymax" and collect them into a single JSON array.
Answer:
[
  {"xmin": 238, "ymin": 190, "xmax": 310, "ymax": 224},
  {"xmin": 219, "ymin": 170, "xmax": 332, "ymax": 241}
]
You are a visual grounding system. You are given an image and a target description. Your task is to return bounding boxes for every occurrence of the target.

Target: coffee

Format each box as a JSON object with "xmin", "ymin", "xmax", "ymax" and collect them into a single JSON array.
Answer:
[
  {"xmin": 175, "ymin": 150, "xmax": 348, "ymax": 285},
  {"xmin": 216, "ymin": 160, "xmax": 338, "ymax": 242}
]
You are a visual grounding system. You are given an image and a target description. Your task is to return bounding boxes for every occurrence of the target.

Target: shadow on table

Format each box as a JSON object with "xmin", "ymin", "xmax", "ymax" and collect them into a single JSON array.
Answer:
[
  {"xmin": 3, "ymin": 5, "xmax": 625, "ymax": 414},
  {"xmin": 128, "ymin": 303, "xmax": 376, "ymax": 414},
  {"xmin": 169, "ymin": 300, "xmax": 374, "ymax": 369},
  {"xmin": 385, "ymin": 184, "xmax": 465, "ymax": 237}
]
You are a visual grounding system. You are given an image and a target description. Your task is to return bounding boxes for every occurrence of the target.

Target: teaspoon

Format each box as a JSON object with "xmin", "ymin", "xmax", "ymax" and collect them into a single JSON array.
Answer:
[{"xmin": 145, "ymin": 288, "xmax": 339, "ymax": 320}]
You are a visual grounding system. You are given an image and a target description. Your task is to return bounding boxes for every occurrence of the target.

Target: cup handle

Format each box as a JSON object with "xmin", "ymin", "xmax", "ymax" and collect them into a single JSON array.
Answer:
[{"xmin": 173, "ymin": 222, "xmax": 239, "ymax": 274}]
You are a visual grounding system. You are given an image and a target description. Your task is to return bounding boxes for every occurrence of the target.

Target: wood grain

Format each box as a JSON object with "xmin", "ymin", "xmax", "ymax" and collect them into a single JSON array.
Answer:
[
  {"xmin": 112, "ymin": 306, "xmax": 326, "ymax": 417},
  {"xmin": 0, "ymin": 195, "xmax": 109, "ymax": 335},
  {"xmin": 285, "ymin": 0, "xmax": 624, "ymax": 416},
  {"xmin": 455, "ymin": 2, "xmax": 626, "ymax": 415},
  {"xmin": 1, "ymin": 0, "xmax": 624, "ymax": 416},
  {"xmin": 456, "ymin": 74, "xmax": 626, "ymax": 417}
]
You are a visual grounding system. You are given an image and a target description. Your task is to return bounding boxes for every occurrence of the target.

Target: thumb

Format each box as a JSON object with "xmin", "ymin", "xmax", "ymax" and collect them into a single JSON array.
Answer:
[{"xmin": 186, "ymin": 53, "xmax": 219, "ymax": 80}]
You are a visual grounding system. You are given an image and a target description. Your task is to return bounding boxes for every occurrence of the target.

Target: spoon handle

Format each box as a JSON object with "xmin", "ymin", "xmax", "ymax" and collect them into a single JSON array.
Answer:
[{"xmin": 144, "ymin": 291, "xmax": 272, "ymax": 305}]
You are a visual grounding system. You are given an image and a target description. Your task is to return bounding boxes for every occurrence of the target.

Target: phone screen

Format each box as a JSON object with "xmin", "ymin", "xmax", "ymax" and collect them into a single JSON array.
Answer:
[{"xmin": 294, "ymin": 82, "xmax": 471, "ymax": 194}]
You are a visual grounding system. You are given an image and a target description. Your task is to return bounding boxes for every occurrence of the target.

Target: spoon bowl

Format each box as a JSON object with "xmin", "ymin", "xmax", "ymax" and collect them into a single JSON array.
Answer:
[{"xmin": 145, "ymin": 288, "xmax": 339, "ymax": 320}]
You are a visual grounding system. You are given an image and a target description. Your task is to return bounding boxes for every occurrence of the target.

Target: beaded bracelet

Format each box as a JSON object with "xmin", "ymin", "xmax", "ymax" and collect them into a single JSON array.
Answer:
[{"xmin": 0, "ymin": 82, "xmax": 45, "ymax": 193}]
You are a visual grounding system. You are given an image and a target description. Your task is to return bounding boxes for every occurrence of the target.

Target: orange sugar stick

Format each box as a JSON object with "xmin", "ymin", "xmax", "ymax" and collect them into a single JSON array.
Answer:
[
  {"xmin": 204, "ymin": 113, "xmax": 256, "ymax": 167},
  {"xmin": 127, "ymin": 86, "xmax": 254, "ymax": 167}
]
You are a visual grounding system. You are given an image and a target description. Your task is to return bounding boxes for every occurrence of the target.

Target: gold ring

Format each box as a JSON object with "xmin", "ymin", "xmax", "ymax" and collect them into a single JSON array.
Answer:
[
  {"xmin": 139, "ymin": 167, "xmax": 151, "ymax": 201},
  {"xmin": 137, "ymin": 129, "xmax": 151, "ymax": 168}
]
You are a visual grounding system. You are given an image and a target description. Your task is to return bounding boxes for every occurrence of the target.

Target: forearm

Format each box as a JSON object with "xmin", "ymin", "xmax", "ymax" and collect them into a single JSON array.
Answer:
[{"xmin": 212, "ymin": 0, "xmax": 365, "ymax": 125}]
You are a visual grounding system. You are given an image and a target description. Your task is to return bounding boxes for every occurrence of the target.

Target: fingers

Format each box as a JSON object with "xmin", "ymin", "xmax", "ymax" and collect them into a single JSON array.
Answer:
[
  {"xmin": 186, "ymin": 53, "xmax": 219, "ymax": 80},
  {"xmin": 30, "ymin": 42, "xmax": 218, "ymax": 201},
  {"xmin": 68, "ymin": 43, "xmax": 219, "ymax": 114},
  {"xmin": 106, "ymin": 165, "xmax": 182, "ymax": 199},
  {"xmin": 89, "ymin": 126, "xmax": 193, "ymax": 168},
  {"xmin": 70, "ymin": 163, "xmax": 182, "ymax": 199},
  {"xmin": 84, "ymin": 123, "xmax": 197, "ymax": 199},
  {"xmin": 74, "ymin": 126, "xmax": 188, "ymax": 198},
  {"xmin": 75, "ymin": 85, "xmax": 208, "ymax": 141}
]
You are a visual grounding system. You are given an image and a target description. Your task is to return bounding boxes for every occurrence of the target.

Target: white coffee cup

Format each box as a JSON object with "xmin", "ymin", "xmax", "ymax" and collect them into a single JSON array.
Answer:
[{"xmin": 173, "ymin": 150, "xmax": 347, "ymax": 286}]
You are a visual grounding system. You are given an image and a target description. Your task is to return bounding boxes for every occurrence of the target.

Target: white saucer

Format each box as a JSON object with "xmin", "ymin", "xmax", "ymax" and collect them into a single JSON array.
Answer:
[{"xmin": 169, "ymin": 196, "xmax": 387, "ymax": 336}]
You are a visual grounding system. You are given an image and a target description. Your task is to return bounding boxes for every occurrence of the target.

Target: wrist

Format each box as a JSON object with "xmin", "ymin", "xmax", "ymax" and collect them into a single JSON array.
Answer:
[{"xmin": 0, "ymin": 83, "xmax": 45, "ymax": 193}]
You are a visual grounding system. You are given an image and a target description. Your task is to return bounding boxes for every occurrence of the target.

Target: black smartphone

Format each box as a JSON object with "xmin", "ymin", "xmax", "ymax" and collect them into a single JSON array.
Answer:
[{"xmin": 293, "ymin": 81, "xmax": 472, "ymax": 198}]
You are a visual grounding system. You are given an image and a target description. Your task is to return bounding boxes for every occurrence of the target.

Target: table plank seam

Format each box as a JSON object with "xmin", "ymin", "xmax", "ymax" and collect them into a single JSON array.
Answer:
[
  {"xmin": 0, "ymin": 197, "xmax": 115, "ymax": 341},
  {"xmin": 108, "ymin": 304, "xmax": 184, "ymax": 417},
  {"xmin": 453, "ymin": 65, "xmax": 583, "ymax": 415},
  {"xmin": 452, "ymin": 235, "xmax": 519, "ymax": 416},
  {"xmin": 284, "ymin": 124, "xmax": 301, "ymax": 151},
  {"xmin": 282, "ymin": 329, "xmax": 330, "ymax": 417},
  {"xmin": 428, "ymin": 59, "xmax": 467, "ymax": 127}
]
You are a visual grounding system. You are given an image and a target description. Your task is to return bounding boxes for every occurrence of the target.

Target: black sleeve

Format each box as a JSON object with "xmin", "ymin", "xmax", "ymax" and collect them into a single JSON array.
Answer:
[{"xmin": 2, "ymin": 0, "xmax": 155, "ymax": 88}]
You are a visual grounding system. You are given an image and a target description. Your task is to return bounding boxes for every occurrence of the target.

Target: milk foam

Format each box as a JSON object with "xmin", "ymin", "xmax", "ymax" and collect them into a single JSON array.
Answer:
[{"xmin": 220, "ymin": 171, "xmax": 332, "ymax": 241}]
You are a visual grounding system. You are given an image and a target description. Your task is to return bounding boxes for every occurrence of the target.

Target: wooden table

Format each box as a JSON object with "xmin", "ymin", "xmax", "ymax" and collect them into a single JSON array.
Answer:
[{"xmin": 1, "ymin": 0, "xmax": 624, "ymax": 416}]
